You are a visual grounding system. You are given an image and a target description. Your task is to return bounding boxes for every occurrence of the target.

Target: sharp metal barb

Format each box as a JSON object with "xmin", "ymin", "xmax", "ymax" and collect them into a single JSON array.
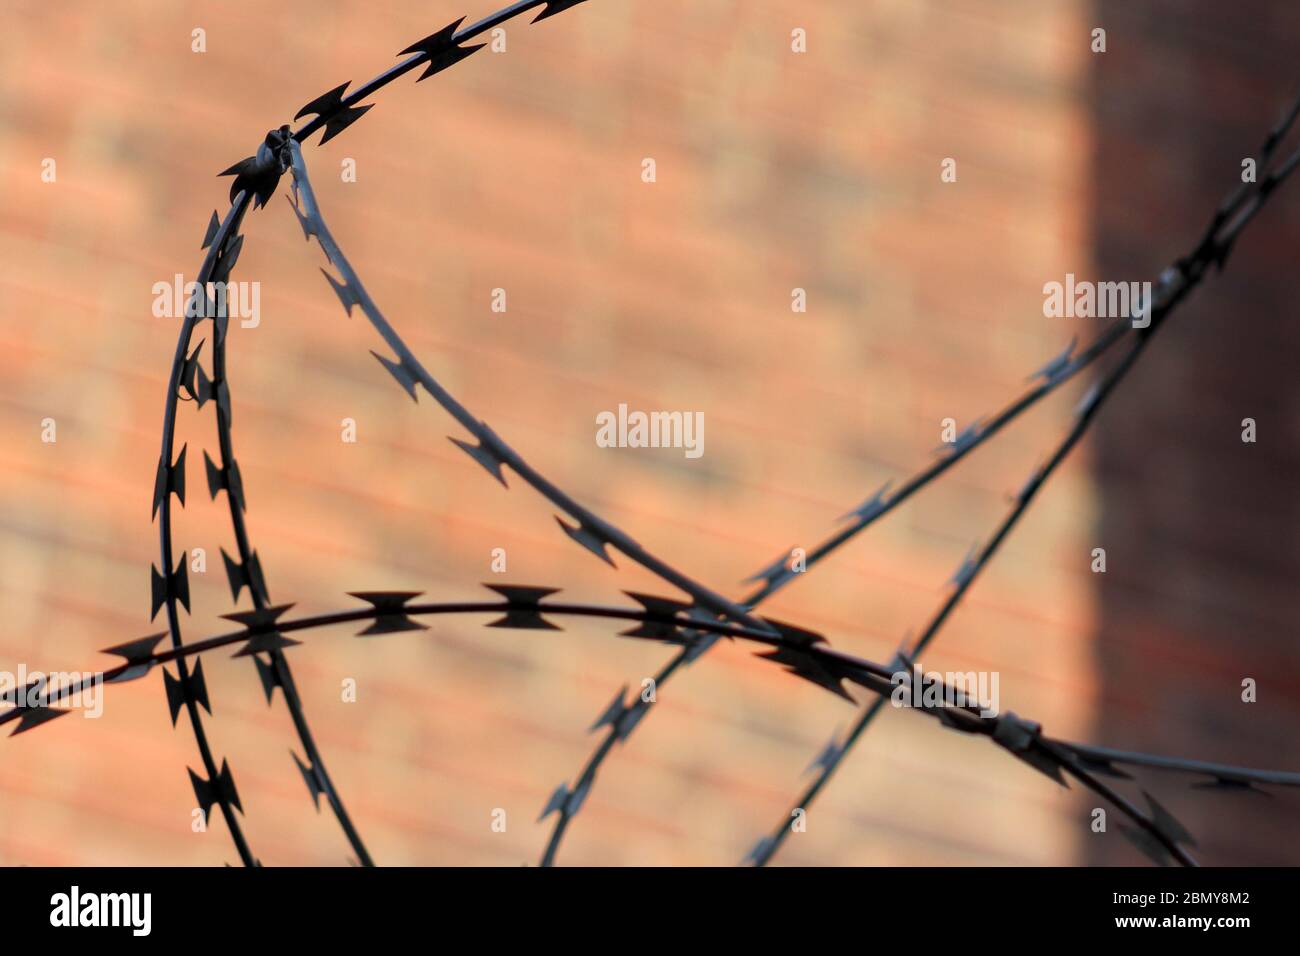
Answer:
[
  {"xmin": 556, "ymin": 516, "xmax": 617, "ymax": 567},
  {"xmin": 538, "ymin": 783, "xmax": 571, "ymax": 821},
  {"xmin": 189, "ymin": 759, "xmax": 243, "ymax": 817},
  {"xmin": 370, "ymin": 350, "xmax": 421, "ymax": 402},
  {"xmin": 252, "ymin": 654, "xmax": 283, "ymax": 705},
  {"xmin": 534, "ymin": 0, "xmax": 590, "ymax": 23},
  {"xmin": 179, "ymin": 342, "xmax": 206, "ymax": 404},
  {"xmin": 222, "ymin": 605, "xmax": 302, "ymax": 657},
  {"xmin": 588, "ymin": 686, "xmax": 628, "ymax": 734},
  {"xmin": 201, "ymin": 210, "xmax": 220, "ymax": 249},
  {"xmin": 151, "ymin": 444, "xmax": 187, "ymax": 519},
  {"xmin": 398, "ymin": 19, "xmax": 486, "ymax": 81},
  {"xmin": 1143, "ymin": 790, "xmax": 1197, "ymax": 848},
  {"xmin": 294, "ymin": 83, "xmax": 374, "ymax": 146},
  {"xmin": 742, "ymin": 549, "xmax": 794, "ymax": 586},
  {"xmin": 839, "ymin": 481, "xmax": 893, "ymax": 525},
  {"xmin": 163, "ymin": 658, "xmax": 212, "ymax": 725},
  {"xmin": 292, "ymin": 751, "xmax": 326, "ymax": 810},
  {"xmin": 484, "ymin": 584, "xmax": 563, "ymax": 631},
  {"xmin": 449, "ymin": 436, "xmax": 510, "ymax": 486},
  {"xmin": 9, "ymin": 705, "xmax": 70, "ymax": 737},
  {"xmin": 150, "ymin": 557, "xmax": 191, "ymax": 620},
  {"xmin": 349, "ymin": 591, "xmax": 429, "ymax": 636},
  {"xmin": 220, "ymin": 548, "xmax": 268, "ymax": 606},
  {"xmin": 102, "ymin": 633, "xmax": 167, "ymax": 684}
]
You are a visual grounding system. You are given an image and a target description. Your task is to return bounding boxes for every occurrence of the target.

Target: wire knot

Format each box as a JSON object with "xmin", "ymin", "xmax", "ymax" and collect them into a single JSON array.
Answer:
[{"xmin": 218, "ymin": 125, "xmax": 294, "ymax": 208}]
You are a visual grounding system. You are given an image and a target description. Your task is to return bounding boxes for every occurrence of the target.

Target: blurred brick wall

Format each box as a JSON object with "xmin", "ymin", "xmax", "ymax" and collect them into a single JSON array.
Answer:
[
  {"xmin": 1086, "ymin": 0, "xmax": 1300, "ymax": 864},
  {"xmin": 0, "ymin": 0, "xmax": 1292, "ymax": 866}
]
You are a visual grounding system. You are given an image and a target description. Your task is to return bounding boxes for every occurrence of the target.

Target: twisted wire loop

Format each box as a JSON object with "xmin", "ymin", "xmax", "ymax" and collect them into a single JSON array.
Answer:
[
  {"xmin": 149, "ymin": 0, "xmax": 598, "ymax": 866},
  {"xmin": 153, "ymin": 126, "xmax": 371, "ymax": 864},
  {"xmin": 744, "ymin": 88, "xmax": 1300, "ymax": 867},
  {"xmin": 7, "ymin": 586, "xmax": 1300, "ymax": 868},
  {"xmin": 154, "ymin": 194, "xmax": 259, "ymax": 865},
  {"xmin": 211, "ymin": 139, "xmax": 375, "ymax": 866}
]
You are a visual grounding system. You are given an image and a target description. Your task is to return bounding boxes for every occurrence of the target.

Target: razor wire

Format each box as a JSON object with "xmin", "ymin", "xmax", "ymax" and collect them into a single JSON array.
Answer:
[
  {"xmin": 743, "ymin": 86, "xmax": 1300, "ymax": 866},
  {"xmin": 6, "ymin": 585, "xmax": 1300, "ymax": 867},
  {"xmin": 154, "ymin": 193, "xmax": 258, "ymax": 865},
  {"xmin": 148, "ymin": 0, "xmax": 600, "ymax": 867},
  {"xmin": 197, "ymin": 169, "xmax": 374, "ymax": 865},
  {"xmin": 539, "ymin": 318, "xmax": 1130, "ymax": 866},
  {"xmin": 2, "ymin": 0, "xmax": 1298, "ymax": 866},
  {"xmin": 542, "ymin": 88, "xmax": 1300, "ymax": 867},
  {"xmin": 159, "ymin": 0, "xmax": 778, "ymax": 867}
]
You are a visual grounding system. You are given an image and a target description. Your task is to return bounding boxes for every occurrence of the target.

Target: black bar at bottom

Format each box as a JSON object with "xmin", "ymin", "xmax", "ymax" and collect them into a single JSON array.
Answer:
[{"xmin": 0, "ymin": 865, "xmax": 1290, "ymax": 942}]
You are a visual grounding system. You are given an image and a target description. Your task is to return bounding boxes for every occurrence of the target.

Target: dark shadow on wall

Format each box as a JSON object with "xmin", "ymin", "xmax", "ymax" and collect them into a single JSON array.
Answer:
[{"xmin": 1086, "ymin": 0, "xmax": 1300, "ymax": 864}]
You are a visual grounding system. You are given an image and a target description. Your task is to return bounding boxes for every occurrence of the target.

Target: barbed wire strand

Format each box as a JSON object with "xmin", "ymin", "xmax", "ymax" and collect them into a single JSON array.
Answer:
[
  {"xmin": 535, "ymin": 68, "xmax": 1300, "ymax": 874},
  {"xmin": 203, "ymin": 181, "xmax": 375, "ymax": 866},
  {"xmin": 154, "ymin": 192, "xmax": 258, "ymax": 865},
  {"xmin": 538, "ymin": 79, "xmax": 1300, "ymax": 870},
  {"xmin": 7, "ymin": 586, "xmax": 1298, "ymax": 867},
  {"xmin": 538, "ymin": 321, "xmax": 1132, "ymax": 864},
  {"xmin": 157, "ymin": 133, "xmax": 377, "ymax": 866},
  {"xmin": 284, "ymin": 141, "xmax": 777, "ymax": 639},
  {"xmin": 190, "ymin": 23, "xmax": 1300, "ymax": 864},
  {"xmin": 746, "ymin": 332, "xmax": 1150, "ymax": 865},
  {"xmin": 746, "ymin": 87, "xmax": 1300, "ymax": 867},
  {"xmin": 141, "ymin": 0, "xmax": 598, "ymax": 867}
]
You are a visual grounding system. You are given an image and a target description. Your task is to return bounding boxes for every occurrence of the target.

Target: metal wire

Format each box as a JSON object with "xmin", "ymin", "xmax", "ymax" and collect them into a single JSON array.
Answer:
[
  {"xmin": 8, "ymin": 585, "xmax": 1299, "ymax": 867},
  {"xmin": 745, "ymin": 87, "xmax": 1300, "ymax": 867},
  {"xmin": 3, "ymin": 0, "xmax": 1298, "ymax": 867}
]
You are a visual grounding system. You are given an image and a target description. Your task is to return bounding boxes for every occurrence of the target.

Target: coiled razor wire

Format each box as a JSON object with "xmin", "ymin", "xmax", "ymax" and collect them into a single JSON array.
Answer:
[
  {"xmin": 3, "ymin": 0, "xmax": 1299, "ymax": 867},
  {"xmin": 8, "ymin": 586, "xmax": 1300, "ymax": 866}
]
